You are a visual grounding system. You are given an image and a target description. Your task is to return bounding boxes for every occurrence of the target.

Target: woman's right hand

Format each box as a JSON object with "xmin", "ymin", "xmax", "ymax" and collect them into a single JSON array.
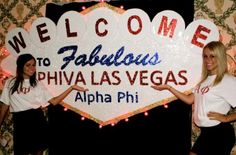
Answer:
[
  {"xmin": 151, "ymin": 85, "xmax": 170, "ymax": 91},
  {"xmin": 152, "ymin": 84, "xmax": 194, "ymax": 105}
]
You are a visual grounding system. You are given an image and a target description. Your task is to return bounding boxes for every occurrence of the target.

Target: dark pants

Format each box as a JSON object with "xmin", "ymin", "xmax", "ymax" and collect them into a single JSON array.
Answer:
[
  {"xmin": 192, "ymin": 123, "xmax": 235, "ymax": 155},
  {"xmin": 12, "ymin": 108, "xmax": 49, "ymax": 155}
]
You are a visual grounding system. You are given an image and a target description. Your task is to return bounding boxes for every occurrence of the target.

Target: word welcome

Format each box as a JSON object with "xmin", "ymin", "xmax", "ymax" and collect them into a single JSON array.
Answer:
[{"xmin": 6, "ymin": 9, "xmax": 218, "ymax": 56}]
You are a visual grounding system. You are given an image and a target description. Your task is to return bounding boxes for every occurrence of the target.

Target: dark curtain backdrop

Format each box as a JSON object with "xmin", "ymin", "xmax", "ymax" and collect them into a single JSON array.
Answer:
[{"xmin": 46, "ymin": 1, "xmax": 194, "ymax": 155}]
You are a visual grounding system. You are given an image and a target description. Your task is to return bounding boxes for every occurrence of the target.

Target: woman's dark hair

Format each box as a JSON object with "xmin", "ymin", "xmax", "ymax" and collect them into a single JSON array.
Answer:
[{"xmin": 10, "ymin": 53, "xmax": 37, "ymax": 94}]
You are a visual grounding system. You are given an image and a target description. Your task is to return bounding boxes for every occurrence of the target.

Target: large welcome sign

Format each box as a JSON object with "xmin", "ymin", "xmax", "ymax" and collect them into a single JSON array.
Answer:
[{"xmin": 3, "ymin": 3, "xmax": 219, "ymax": 125}]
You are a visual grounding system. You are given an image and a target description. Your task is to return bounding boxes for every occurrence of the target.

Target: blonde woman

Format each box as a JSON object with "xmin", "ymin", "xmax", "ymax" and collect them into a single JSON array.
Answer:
[{"xmin": 151, "ymin": 41, "xmax": 236, "ymax": 155}]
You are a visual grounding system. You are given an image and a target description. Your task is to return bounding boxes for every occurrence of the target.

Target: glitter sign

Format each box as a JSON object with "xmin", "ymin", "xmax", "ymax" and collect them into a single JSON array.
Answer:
[{"xmin": 3, "ymin": 3, "xmax": 219, "ymax": 125}]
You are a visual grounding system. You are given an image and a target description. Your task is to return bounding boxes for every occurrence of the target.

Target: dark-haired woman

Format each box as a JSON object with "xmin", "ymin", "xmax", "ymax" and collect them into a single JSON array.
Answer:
[{"xmin": 0, "ymin": 53, "xmax": 88, "ymax": 155}]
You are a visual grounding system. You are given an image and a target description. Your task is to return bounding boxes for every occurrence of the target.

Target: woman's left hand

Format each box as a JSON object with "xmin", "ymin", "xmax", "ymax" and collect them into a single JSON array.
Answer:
[
  {"xmin": 207, "ymin": 111, "xmax": 228, "ymax": 122},
  {"xmin": 71, "ymin": 85, "xmax": 89, "ymax": 92}
]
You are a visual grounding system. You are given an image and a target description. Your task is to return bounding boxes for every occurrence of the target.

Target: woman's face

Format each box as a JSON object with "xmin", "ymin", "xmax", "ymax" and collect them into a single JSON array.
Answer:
[
  {"xmin": 203, "ymin": 48, "xmax": 218, "ymax": 75},
  {"xmin": 23, "ymin": 59, "xmax": 36, "ymax": 79}
]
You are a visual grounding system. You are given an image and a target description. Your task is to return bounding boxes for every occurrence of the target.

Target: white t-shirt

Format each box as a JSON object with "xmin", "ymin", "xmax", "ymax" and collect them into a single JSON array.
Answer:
[
  {"xmin": 0, "ymin": 77, "xmax": 52, "ymax": 112},
  {"xmin": 193, "ymin": 74, "xmax": 236, "ymax": 127}
]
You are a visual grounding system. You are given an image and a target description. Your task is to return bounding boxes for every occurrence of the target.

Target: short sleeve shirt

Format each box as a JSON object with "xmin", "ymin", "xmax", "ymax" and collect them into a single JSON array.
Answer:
[
  {"xmin": 193, "ymin": 74, "xmax": 236, "ymax": 127},
  {"xmin": 0, "ymin": 78, "xmax": 52, "ymax": 112}
]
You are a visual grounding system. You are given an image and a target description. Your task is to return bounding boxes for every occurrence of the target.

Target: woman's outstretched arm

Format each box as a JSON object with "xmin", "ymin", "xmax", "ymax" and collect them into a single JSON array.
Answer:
[
  {"xmin": 49, "ymin": 85, "xmax": 88, "ymax": 105},
  {"xmin": 151, "ymin": 84, "xmax": 194, "ymax": 105}
]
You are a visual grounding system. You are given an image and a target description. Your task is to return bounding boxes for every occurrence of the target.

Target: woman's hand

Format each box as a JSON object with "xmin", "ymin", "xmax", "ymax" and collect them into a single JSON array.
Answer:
[
  {"xmin": 207, "ymin": 111, "xmax": 228, "ymax": 122},
  {"xmin": 48, "ymin": 85, "xmax": 89, "ymax": 105},
  {"xmin": 71, "ymin": 85, "xmax": 89, "ymax": 92},
  {"xmin": 151, "ymin": 85, "xmax": 170, "ymax": 91}
]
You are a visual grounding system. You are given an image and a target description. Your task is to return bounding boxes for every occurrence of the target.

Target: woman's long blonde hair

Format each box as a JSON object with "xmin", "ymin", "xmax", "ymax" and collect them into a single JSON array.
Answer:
[{"xmin": 199, "ymin": 41, "xmax": 228, "ymax": 86}]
